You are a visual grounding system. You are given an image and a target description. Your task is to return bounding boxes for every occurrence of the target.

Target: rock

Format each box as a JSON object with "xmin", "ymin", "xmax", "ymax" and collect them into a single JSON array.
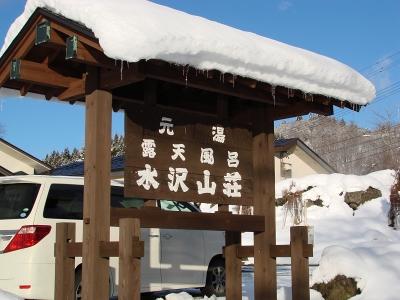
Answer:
[
  {"xmin": 344, "ymin": 186, "xmax": 382, "ymax": 210},
  {"xmin": 307, "ymin": 198, "xmax": 324, "ymax": 207},
  {"xmin": 311, "ymin": 275, "xmax": 361, "ymax": 300}
]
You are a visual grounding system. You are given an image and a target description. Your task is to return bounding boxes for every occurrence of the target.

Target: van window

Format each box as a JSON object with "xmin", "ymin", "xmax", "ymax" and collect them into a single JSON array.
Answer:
[
  {"xmin": 0, "ymin": 183, "xmax": 40, "ymax": 219},
  {"xmin": 43, "ymin": 184, "xmax": 141, "ymax": 220}
]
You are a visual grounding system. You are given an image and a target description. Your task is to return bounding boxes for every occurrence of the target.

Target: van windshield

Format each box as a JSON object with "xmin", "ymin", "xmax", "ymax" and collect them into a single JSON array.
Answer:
[{"xmin": 0, "ymin": 183, "xmax": 41, "ymax": 219}]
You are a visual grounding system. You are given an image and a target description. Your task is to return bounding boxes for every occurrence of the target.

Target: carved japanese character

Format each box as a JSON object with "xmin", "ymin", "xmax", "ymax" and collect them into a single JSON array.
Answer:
[
  {"xmin": 159, "ymin": 117, "xmax": 174, "ymax": 136},
  {"xmin": 196, "ymin": 170, "xmax": 216, "ymax": 195},
  {"xmin": 168, "ymin": 167, "xmax": 189, "ymax": 192},
  {"xmin": 141, "ymin": 139, "xmax": 156, "ymax": 158},
  {"xmin": 212, "ymin": 126, "xmax": 225, "ymax": 143},
  {"xmin": 200, "ymin": 148, "xmax": 214, "ymax": 165},
  {"xmin": 227, "ymin": 151, "xmax": 239, "ymax": 168},
  {"xmin": 171, "ymin": 144, "xmax": 186, "ymax": 161},
  {"xmin": 136, "ymin": 164, "xmax": 159, "ymax": 190},
  {"xmin": 223, "ymin": 172, "xmax": 242, "ymax": 198}
]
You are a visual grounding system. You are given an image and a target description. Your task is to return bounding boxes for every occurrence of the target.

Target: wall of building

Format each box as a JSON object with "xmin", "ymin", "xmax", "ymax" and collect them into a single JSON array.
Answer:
[
  {"xmin": 274, "ymin": 147, "xmax": 331, "ymax": 182},
  {"xmin": 0, "ymin": 150, "xmax": 35, "ymax": 174}
]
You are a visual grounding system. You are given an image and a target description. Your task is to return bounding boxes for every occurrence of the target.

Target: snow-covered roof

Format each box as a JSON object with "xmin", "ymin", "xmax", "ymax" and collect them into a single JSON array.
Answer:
[{"xmin": 0, "ymin": 0, "xmax": 375, "ymax": 105}]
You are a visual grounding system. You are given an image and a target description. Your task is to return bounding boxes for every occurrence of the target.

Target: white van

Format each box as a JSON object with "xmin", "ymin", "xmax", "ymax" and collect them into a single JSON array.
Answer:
[{"xmin": 0, "ymin": 175, "xmax": 226, "ymax": 299}]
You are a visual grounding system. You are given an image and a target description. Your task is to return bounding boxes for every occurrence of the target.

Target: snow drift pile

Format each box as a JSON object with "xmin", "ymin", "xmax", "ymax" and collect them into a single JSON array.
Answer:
[
  {"xmin": 276, "ymin": 170, "xmax": 400, "ymax": 299},
  {"xmin": 0, "ymin": 0, "xmax": 374, "ymax": 104}
]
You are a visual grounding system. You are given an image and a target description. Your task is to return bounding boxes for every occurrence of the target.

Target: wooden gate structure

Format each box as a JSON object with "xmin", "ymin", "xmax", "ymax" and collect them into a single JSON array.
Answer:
[{"xmin": 0, "ymin": 7, "xmax": 365, "ymax": 300}]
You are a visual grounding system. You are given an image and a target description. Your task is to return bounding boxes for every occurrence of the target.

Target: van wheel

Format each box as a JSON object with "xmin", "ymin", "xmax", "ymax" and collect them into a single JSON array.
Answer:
[
  {"xmin": 204, "ymin": 257, "xmax": 226, "ymax": 297},
  {"xmin": 74, "ymin": 269, "xmax": 82, "ymax": 300}
]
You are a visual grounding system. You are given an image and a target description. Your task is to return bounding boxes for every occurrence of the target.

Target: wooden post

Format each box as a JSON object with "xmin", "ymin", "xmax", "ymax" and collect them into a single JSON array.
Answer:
[
  {"xmin": 55, "ymin": 223, "xmax": 76, "ymax": 300},
  {"xmin": 82, "ymin": 86, "xmax": 112, "ymax": 300},
  {"xmin": 291, "ymin": 226, "xmax": 310, "ymax": 300},
  {"xmin": 253, "ymin": 109, "xmax": 277, "ymax": 300},
  {"xmin": 118, "ymin": 218, "xmax": 141, "ymax": 300},
  {"xmin": 225, "ymin": 244, "xmax": 242, "ymax": 299}
]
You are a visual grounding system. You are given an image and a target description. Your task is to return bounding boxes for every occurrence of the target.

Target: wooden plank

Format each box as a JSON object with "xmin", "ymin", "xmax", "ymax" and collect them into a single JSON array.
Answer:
[
  {"xmin": 225, "ymin": 244, "xmax": 242, "ymax": 300},
  {"xmin": 10, "ymin": 59, "xmax": 79, "ymax": 88},
  {"xmin": 119, "ymin": 218, "xmax": 141, "ymax": 300},
  {"xmin": 82, "ymin": 87, "xmax": 112, "ymax": 300},
  {"xmin": 253, "ymin": 109, "xmax": 277, "ymax": 300},
  {"xmin": 124, "ymin": 107, "xmax": 253, "ymax": 205},
  {"xmin": 54, "ymin": 223, "xmax": 76, "ymax": 300},
  {"xmin": 291, "ymin": 226, "xmax": 310, "ymax": 300},
  {"xmin": 237, "ymin": 245, "xmax": 313, "ymax": 258},
  {"xmin": 64, "ymin": 241, "xmax": 144, "ymax": 258},
  {"xmin": 110, "ymin": 207, "xmax": 265, "ymax": 232}
]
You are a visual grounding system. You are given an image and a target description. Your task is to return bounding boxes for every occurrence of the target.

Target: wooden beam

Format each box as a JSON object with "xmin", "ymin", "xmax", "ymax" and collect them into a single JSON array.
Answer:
[
  {"xmin": 237, "ymin": 245, "xmax": 313, "ymax": 258},
  {"xmin": 0, "ymin": 16, "xmax": 45, "ymax": 86},
  {"xmin": 54, "ymin": 223, "xmax": 76, "ymax": 300},
  {"xmin": 9, "ymin": 59, "xmax": 80, "ymax": 89},
  {"xmin": 141, "ymin": 61, "xmax": 289, "ymax": 106},
  {"xmin": 66, "ymin": 36, "xmax": 116, "ymax": 68},
  {"xmin": 64, "ymin": 241, "xmax": 144, "ymax": 258},
  {"xmin": 37, "ymin": 26, "xmax": 66, "ymax": 48},
  {"xmin": 51, "ymin": 21, "xmax": 103, "ymax": 52},
  {"xmin": 253, "ymin": 108, "xmax": 277, "ymax": 300},
  {"xmin": 273, "ymin": 101, "xmax": 333, "ymax": 120},
  {"xmin": 119, "ymin": 218, "xmax": 141, "ymax": 300},
  {"xmin": 225, "ymin": 244, "xmax": 242, "ymax": 300},
  {"xmin": 58, "ymin": 77, "xmax": 86, "ymax": 101},
  {"xmin": 291, "ymin": 226, "xmax": 311, "ymax": 300},
  {"xmin": 19, "ymin": 83, "xmax": 32, "ymax": 96},
  {"xmin": 82, "ymin": 86, "xmax": 112, "ymax": 300},
  {"xmin": 100, "ymin": 64, "xmax": 146, "ymax": 90},
  {"xmin": 111, "ymin": 207, "xmax": 265, "ymax": 232}
]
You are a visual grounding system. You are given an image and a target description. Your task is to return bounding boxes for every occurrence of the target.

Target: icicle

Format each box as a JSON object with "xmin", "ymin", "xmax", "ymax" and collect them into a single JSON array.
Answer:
[
  {"xmin": 288, "ymin": 88, "xmax": 295, "ymax": 98},
  {"xmin": 271, "ymin": 85, "xmax": 276, "ymax": 106},
  {"xmin": 206, "ymin": 70, "xmax": 209, "ymax": 78},
  {"xmin": 232, "ymin": 75, "xmax": 236, "ymax": 88},
  {"xmin": 183, "ymin": 65, "xmax": 190, "ymax": 86},
  {"xmin": 120, "ymin": 60, "xmax": 124, "ymax": 81}
]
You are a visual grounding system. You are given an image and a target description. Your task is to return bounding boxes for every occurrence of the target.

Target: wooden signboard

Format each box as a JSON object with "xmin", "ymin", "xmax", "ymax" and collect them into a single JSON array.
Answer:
[{"xmin": 124, "ymin": 105, "xmax": 253, "ymax": 205}]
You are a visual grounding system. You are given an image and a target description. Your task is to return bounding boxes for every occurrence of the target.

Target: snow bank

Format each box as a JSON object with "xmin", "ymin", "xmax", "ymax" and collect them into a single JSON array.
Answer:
[
  {"xmin": 311, "ymin": 245, "xmax": 400, "ymax": 300},
  {"xmin": 276, "ymin": 170, "xmax": 400, "ymax": 299},
  {"xmin": 156, "ymin": 292, "xmax": 224, "ymax": 300},
  {"xmin": 0, "ymin": 0, "xmax": 375, "ymax": 104}
]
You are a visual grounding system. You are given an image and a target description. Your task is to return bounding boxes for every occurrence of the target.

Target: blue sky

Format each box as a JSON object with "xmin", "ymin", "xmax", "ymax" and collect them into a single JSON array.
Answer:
[{"xmin": 0, "ymin": 0, "xmax": 400, "ymax": 159}]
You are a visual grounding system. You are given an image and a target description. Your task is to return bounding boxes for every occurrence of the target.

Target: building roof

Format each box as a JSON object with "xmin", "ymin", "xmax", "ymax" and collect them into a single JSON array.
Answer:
[
  {"xmin": 0, "ymin": 0, "xmax": 374, "ymax": 105},
  {"xmin": 51, "ymin": 138, "xmax": 335, "ymax": 176},
  {"xmin": 274, "ymin": 138, "xmax": 336, "ymax": 173},
  {"xmin": 0, "ymin": 138, "xmax": 52, "ymax": 174}
]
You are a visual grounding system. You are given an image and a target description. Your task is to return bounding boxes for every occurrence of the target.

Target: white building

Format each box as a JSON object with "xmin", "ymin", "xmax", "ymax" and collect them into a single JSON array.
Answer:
[
  {"xmin": 274, "ymin": 138, "xmax": 335, "ymax": 182},
  {"xmin": 0, "ymin": 138, "xmax": 51, "ymax": 176}
]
